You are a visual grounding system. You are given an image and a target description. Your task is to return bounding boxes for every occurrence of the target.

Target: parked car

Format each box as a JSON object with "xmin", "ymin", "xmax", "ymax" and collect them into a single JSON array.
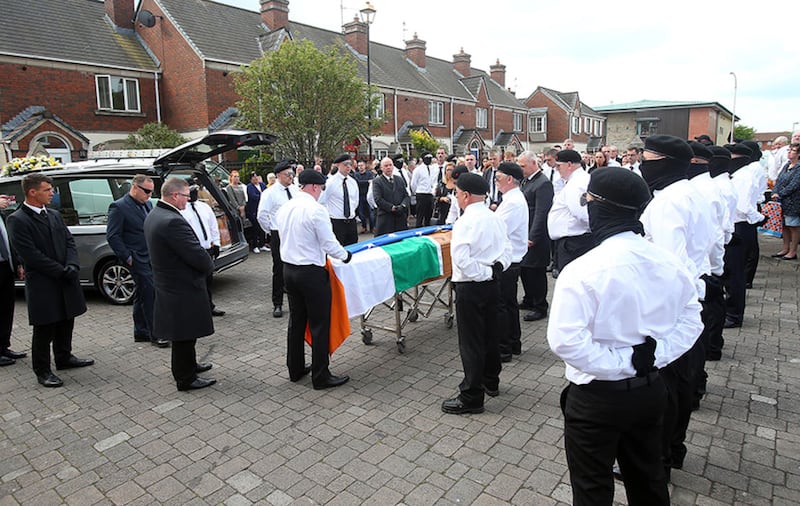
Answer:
[{"xmin": 0, "ymin": 130, "xmax": 277, "ymax": 304}]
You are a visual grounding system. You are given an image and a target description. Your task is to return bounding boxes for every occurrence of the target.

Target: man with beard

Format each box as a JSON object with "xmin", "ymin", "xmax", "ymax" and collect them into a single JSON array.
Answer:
[{"xmin": 548, "ymin": 167, "xmax": 701, "ymax": 506}]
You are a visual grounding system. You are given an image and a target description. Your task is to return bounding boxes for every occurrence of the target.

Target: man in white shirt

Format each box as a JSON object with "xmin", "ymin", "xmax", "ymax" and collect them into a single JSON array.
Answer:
[
  {"xmin": 624, "ymin": 146, "xmax": 643, "ymax": 177},
  {"xmin": 257, "ymin": 159, "xmax": 299, "ymax": 318},
  {"xmin": 547, "ymin": 150, "xmax": 593, "ymax": 275},
  {"xmin": 320, "ymin": 154, "xmax": 359, "ymax": 246},
  {"xmin": 464, "ymin": 153, "xmax": 481, "ymax": 174},
  {"xmin": 548, "ymin": 167, "xmax": 701, "ymax": 506},
  {"xmin": 410, "ymin": 151, "xmax": 438, "ymax": 227},
  {"xmin": 181, "ymin": 185, "xmax": 224, "ymax": 317},
  {"xmin": 275, "ymin": 170, "xmax": 353, "ymax": 390},
  {"xmin": 740, "ymin": 140, "xmax": 768, "ymax": 290},
  {"xmin": 541, "ymin": 148, "xmax": 564, "ymax": 192},
  {"xmin": 443, "ymin": 173, "xmax": 511, "ymax": 415},
  {"xmin": 493, "ymin": 162, "xmax": 529, "ymax": 363}
]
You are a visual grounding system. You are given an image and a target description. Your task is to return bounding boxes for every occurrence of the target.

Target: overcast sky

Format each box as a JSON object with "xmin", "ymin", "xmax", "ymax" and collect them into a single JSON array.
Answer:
[{"xmin": 216, "ymin": 0, "xmax": 799, "ymax": 134}]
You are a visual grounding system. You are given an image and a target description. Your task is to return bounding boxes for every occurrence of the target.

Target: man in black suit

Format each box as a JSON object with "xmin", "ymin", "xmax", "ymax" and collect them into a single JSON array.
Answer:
[
  {"xmin": 517, "ymin": 151, "xmax": 554, "ymax": 322},
  {"xmin": 0, "ymin": 195, "xmax": 26, "ymax": 366},
  {"xmin": 484, "ymin": 150, "xmax": 503, "ymax": 209},
  {"xmin": 7, "ymin": 173, "xmax": 93, "ymax": 387},
  {"xmin": 144, "ymin": 177, "xmax": 216, "ymax": 391},
  {"xmin": 372, "ymin": 157, "xmax": 410, "ymax": 235},
  {"xmin": 106, "ymin": 175, "xmax": 168, "ymax": 348}
]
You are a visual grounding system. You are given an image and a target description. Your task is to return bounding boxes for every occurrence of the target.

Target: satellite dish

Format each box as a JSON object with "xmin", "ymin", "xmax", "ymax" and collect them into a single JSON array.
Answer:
[{"xmin": 137, "ymin": 10, "xmax": 157, "ymax": 28}]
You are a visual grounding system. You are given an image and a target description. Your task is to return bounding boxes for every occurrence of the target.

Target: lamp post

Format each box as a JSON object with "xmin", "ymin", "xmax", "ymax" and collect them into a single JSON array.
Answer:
[
  {"xmin": 729, "ymin": 72, "xmax": 737, "ymax": 142},
  {"xmin": 360, "ymin": 2, "xmax": 376, "ymax": 161}
]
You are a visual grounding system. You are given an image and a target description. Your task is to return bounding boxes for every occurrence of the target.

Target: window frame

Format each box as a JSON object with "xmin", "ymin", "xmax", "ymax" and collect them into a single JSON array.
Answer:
[
  {"xmin": 476, "ymin": 107, "xmax": 488, "ymax": 129},
  {"xmin": 95, "ymin": 75, "xmax": 141, "ymax": 113},
  {"xmin": 530, "ymin": 116, "xmax": 546, "ymax": 133},
  {"xmin": 429, "ymin": 101, "xmax": 444, "ymax": 125},
  {"xmin": 513, "ymin": 112, "xmax": 523, "ymax": 132},
  {"xmin": 571, "ymin": 116, "xmax": 580, "ymax": 134}
]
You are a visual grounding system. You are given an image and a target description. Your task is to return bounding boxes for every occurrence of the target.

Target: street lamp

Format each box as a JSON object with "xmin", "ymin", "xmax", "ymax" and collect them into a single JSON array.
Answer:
[
  {"xmin": 360, "ymin": 2, "xmax": 376, "ymax": 160},
  {"xmin": 729, "ymin": 72, "xmax": 737, "ymax": 142}
]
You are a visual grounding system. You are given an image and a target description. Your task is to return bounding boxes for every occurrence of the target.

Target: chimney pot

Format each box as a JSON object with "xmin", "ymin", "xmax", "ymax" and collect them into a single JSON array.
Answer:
[{"xmin": 261, "ymin": 0, "xmax": 289, "ymax": 31}]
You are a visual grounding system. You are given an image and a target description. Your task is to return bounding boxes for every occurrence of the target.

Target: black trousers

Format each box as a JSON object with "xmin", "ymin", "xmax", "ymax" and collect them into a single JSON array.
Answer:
[
  {"xmin": 519, "ymin": 265, "xmax": 548, "ymax": 313},
  {"xmin": 744, "ymin": 222, "xmax": 760, "ymax": 286},
  {"xmin": 131, "ymin": 268, "xmax": 155, "ymax": 340},
  {"xmin": 246, "ymin": 214, "xmax": 266, "ymax": 249},
  {"xmin": 561, "ymin": 378, "xmax": 669, "ymax": 506},
  {"xmin": 205, "ymin": 249, "xmax": 216, "ymax": 310},
  {"xmin": 31, "ymin": 319, "xmax": 75, "ymax": 375},
  {"xmin": 284, "ymin": 264, "xmax": 332, "ymax": 384},
  {"xmin": 171, "ymin": 339, "xmax": 197, "ymax": 386},
  {"xmin": 497, "ymin": 263, "xmax": 521, "ymax": 357},
  {"xmin": 661, "ymin": 340, "xmax": 703, "ymax": 471},
  {"xmin": 270, "ymin": 231, "xmax": 285, "ymax": 307},
  {"xmin": 331, "ymin": 218, "xmax": 358, "ymax": 246},
  {"xmin": 702, "ymin": 274, "xmax": 725, "ymax": 360},
  {"xmin": 453, "ymin": 279, "xmax": 501, "ymax": 406},
  {"xmin": 723, "ymin": 229, "xmax": 746, "ymax": 324},
  {"xmin": 0, "ymin": 262, "xmax": 14, "ymax": 350},
  {"xmin": 553, "ymin": 234, "xmax": 596, "ymax": 273},
  {"xmin": 415, "ymin": 193, "xmax": 434, "ymax": 228}
]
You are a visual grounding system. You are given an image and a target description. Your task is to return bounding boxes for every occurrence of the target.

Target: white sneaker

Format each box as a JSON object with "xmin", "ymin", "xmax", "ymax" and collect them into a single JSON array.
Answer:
[
  {"xmin": 253, "ymin": 247, "xmax": 260, "ymax": 254},
  {"xmin": 263, "ymin": 245, "xmax": 271, "ymax": 251}
]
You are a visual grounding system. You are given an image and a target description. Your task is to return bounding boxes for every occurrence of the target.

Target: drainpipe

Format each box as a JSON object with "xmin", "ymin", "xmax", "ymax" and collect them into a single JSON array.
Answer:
[
  {"xmin": 449, "ymin": 97, "xmax": 454, "ymax": 151},
  {"xmin": 154, "ymin": 71, "xmax": 162, "ymax": 124}
]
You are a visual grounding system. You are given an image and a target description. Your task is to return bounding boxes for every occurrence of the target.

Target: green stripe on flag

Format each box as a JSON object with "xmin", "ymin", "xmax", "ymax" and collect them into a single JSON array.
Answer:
[{"xmin": 382, "ymin": 236, "xmax": 441, "ymax": 292}]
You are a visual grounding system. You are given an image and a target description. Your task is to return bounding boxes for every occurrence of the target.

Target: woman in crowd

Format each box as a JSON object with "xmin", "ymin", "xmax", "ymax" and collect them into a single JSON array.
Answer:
[
  {"xmin": 771, "ymin": 143, "xmax": 800, "ymax": 260},
  {"xmin": 433, "ymin": 162, "xmax": 456, "ymax": 224},
  {"xmin": 588, "ymin": 151, "xmax": 608, "ymax": 174}
]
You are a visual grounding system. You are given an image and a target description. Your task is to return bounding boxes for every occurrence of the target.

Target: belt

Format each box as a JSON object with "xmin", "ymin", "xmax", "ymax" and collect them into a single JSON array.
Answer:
[
  {"xmin": 580, "ymin": 371, "xmax": 659, "ymax": 392},
  {"xmin": 331, "ymin": 218, "xmax": 355, "ymax": 223}
]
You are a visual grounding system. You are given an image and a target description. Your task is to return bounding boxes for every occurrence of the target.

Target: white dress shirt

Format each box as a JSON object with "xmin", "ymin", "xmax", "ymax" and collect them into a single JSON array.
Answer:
[
  {"xmin": 547, "ymin": 232, "xmax": 702, "ymax": 384},
  {"xmin": 450, "ymin": 201, "xmax": 511, "ymax": 283},
  {"xmin": 713, "ymin": 173, "xmax": 738, "ymax": 243},
  {"xmin": 547, "ymin": 168, "xmax": 590, "ymax": 240},
  {"xmin": 494, "ymin": 186, "xmax": 529, "ymax": 263},
  {"xmin": 319, "ymin": 172, "xmax": 359, "ymax": 220},
  {"xmin": 731, "ymin": 165, "xmax": 765, "ymax": 224},
  {"xmin": 744, "ymin": 160, "xmax": 768, "ymax": 203},
  {"xmin": 276, "ymin": 192, "xmax": 349, "ymax": 267},
  {"xmin": 180, "ymin": 200, "xmax": 220, "ymax": 249},
  {"xmin": 691, "ymin": 172, "xmax": 726, "ymax": 276},
  {"xmin": 257, "ymin": 182, "xmax": 298, "ymax": 232},
  {"xmin": 410, "ymin": 163, "xmax": 437, "ymax": 195}
]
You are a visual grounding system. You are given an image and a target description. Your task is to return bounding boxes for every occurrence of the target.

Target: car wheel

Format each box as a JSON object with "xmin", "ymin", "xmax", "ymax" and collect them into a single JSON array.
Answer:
[{"xmin": 96, "ymin": 260, "xmax": 136, "ymax": 305}]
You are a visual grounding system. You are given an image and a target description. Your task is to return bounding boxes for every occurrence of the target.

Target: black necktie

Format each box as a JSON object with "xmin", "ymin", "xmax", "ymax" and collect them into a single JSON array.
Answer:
[
  {"xmin": 191, "ymin": 202, "xmax": 208, "ymax": 241},
  {"xmin": 285, "ymin": 187, "xmax": 292, "ymax": 200},
  {"xmin": 342, "ymin": 177, "xmax": 351, "ymax": 218}
]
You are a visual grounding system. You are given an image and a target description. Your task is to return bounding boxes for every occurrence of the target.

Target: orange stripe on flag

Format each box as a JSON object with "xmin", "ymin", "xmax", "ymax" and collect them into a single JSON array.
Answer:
[{"xmin": 304, "ymin": 259, "xmax": 351, "ymax": 354}]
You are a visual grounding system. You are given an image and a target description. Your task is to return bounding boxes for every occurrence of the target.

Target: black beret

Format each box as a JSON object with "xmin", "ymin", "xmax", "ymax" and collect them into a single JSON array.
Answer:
[
  {"xmin": 452, "ymin": 164, "xmax": 468, "ymax": 180},
  {"xmin": 446, "ymin": 154, "xmax": 457, "ymax": 163},
  {"xmin": 588, "ymin": 167, "xmax": 651, "ymax": 210},
  {"xmin": 644, "ymin": 135, "xmax": 693, "ymax": 162},
  {"xmin": 729, "ymin": 143, "xmax": 753, "ymax": 157},
  {"xmin": 332, "ymin": 153, "xmax": 352, "ymax": 164},
  {"xmin": 741, "ymin": 140, "xmax": 762, "ymax": 162},
  {"xmin": 694, "ymin": 134, "xmax": 713, "ymax": 144},
  {"xmin": 391, "ymin": 153, "xmax": 404, "ymax": 161},
  {"xmin": 497, "ymin": 161, "xmax": 524, "ymax": 181},
  {"xmin": 456, "ymin": 172, "xmax": 489, "ymax": 195},
  {"xmin": 556, "ymin": 149, "xmax": 582, "ymax": 163},
  {"xmin": 688, "ymin": 141, "xmax": 713, "ymax": 161},
  {"xmin": 298, "ymin": 170, "xmax": 326, "ymax": 186},
  {"xmin": 708, "ymin": 145, "xmax": 731, "ymax": 159},
  {"xmin": 275, "ymin": 158, "xmax": 297, "ymax": 173}
]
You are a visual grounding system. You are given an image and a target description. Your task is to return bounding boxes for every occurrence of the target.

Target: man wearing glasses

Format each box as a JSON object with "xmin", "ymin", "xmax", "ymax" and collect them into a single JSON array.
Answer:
[
  {"xmin": 144, "ymin": 177, "xmax": 216, "ymax": 391},
  {"xmin": 257, "ymin": 159, "xmax": 299, "ymax": 318},
  {"xmin": 107, "ymin": 175, "xmax": 168, "ymax": 348}
]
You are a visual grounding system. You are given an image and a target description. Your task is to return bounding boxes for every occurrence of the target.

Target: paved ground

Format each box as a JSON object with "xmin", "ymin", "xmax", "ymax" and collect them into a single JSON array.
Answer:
[{"xmin": 1, "ymin": 233, "xmax": 799, "ymax": 505}]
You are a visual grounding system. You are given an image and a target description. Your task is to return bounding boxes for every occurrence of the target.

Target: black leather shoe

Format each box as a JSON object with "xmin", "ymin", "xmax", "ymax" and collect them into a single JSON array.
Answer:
[
  {"xmin": 37, "ymin": 372, "xmax": 63, "ymax": 388},
  {"xmin": 706, "ymin": 352, "xmax": 722, "ymax": 361},
  {"xmin": 0, "ymin": 356, "xmax": 15, "ymax": 366},
  {"xmin": 523, "ymin": 310, "xmax": 547, "ymax": 322},
  {"xmin": 500, "ymin": 354, "xmax": 512, "ymax": 363},
  {"xmin": 211, "ymin": 308, "xmax": 226, "ymax": 317},
  {"xmin": 723, "ymin": 318, "xmax": 741, "ymax": 329},
  {"xmin": 273, "ymin": 306, "xmax": 283, "ymax": 318},
  {"xmin": 151, "ymin": 338, "xmax": 170, "ymax": 348},
  {"xmin": 195, "ymin": 362, "xmax": 213, "ymax": 373},
  {"xmin": 313, "ymin": 374, "xmax": 349, "ymax": 390},
  {"xmin": 485, "ymin": 386, "xmax": 499, "ymax": 397},
  {"xmin": 55, "ymin": 356, "xmax": 94, "ymax": 370},
  {"xmin": 289, "ymin": 364, "xmax": 312, "ymax": 382},
  {"xmin": 518, "ymin": 301, "xmax": 534, "ymax": 310},
  {"xmin": 134, "ymin": 335, "xmax": 150, "ymax": 342},
  {"xmin": 177, "ymin": 377, "xmax": 216, "ymax": 391},
  {"xmin": 1, "ymin": 349, "xmax": 26, "ymax": 359},
  {"xmin": 511, "ymin": 344, "xmax": 522, "ymax": 355},
  {"xmin": 441, "ymin": 397, "xmax": 484, "ymax": 414},
  {"xmin": 745, "ymin": 282, "xmax": 753, "ymax": 289}
]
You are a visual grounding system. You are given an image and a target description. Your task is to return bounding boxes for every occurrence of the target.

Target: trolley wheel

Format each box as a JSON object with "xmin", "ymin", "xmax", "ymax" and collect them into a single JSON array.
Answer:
[
  {"xmin": 396, "ymin": 340, "xmax": 406, "ymax": 354},
  {"xmin": 361, "ymin": 329, "xmax": 373, "ymax": 345},
  {"xmin": 408, "ymin": 309, "xmax": 419, "ymax": 322},
  {"xmin": 445, "ymin": 314, "xmax": 454, "ymax": 329}
]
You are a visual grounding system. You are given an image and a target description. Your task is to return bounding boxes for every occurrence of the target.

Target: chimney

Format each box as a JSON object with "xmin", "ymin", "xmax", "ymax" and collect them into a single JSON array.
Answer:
[
  {"xmin": 105, "ymin": 0, "xmax": 135, "ymax": 30},
  {"xmin": 261, "ymin": 0, "xmax": 289, "ymax": 31},
  {"xmin": 453, "ymin": 48, "xmax": 471, "ymax": 77},
  {"xmin": 405, "ymin": 33, "xmax": 426, "ymax": 69},
  {"xmin": 490, "ymin": 59, "xmax": 506, "ymax": 87},
  {"xmin": 343, "ymin": 16, "xmax": 368, "ymax": 55}
]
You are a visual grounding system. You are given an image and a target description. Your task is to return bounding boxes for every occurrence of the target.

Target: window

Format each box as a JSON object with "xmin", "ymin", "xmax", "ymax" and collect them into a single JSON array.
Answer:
[
  {"xmin": 373, "ymin": 93, "xmax": 385, "ymax": 120},
  {"xmin": 636, "ymin": 119, "xmax": 660, "ymax": 137},
  {"xmin": 429, "ymin": 101, "xmax": 444, "ymax": 125},
  {"xmin": 584, "ymin": 117, "xmax": 591, "ymax": 133},
  {"xmin": 594, "ymin": 119, "xmax": 602, "ymax": 136},
  {"xmin": 476, "ymin": 107, "xmax": 487, "ymax": 129},
  {"xmin": 96, "ymin": 75, "xmax": 140, "ymax": 112},
  {"xmin": 571, "ymin": 116, "xmax": 580, "ymax": 134},
  {"xmin": 513, "ymin": 112, "xmax": 523, "ymax": 132},
  {"xmin": 375, "ymin": 149, "xmax": 388, "ymax": 159},
  {"xmin": 530, "ymin": 116, "xmax": 545, "ymax": 133}
]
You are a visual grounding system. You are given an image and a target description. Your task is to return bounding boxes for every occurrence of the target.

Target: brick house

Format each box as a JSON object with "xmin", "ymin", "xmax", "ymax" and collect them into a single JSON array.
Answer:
[{"xmin": 525, "ymin": 86, "xmax": 605, "ymax": 153}]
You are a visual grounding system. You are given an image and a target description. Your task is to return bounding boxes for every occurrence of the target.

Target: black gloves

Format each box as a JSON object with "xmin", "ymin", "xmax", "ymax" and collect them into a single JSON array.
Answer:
[
  {"xmin": 491, "ymin": 262, "xmax": 503, "ymax": 280},
  {"xmin": 62, "ymin": 265, "xmax": 79, "ymax": 281},
  {"xmin": 631, "ymin": 336, "xmax": 657, "ymax": 377},
  {"xmin": 210, "ymin": 245, "xmax": 220, "ymax": 259},
  {"xmin": 343, "ymin": 251, "xmax": 353, "ymax": 264}
]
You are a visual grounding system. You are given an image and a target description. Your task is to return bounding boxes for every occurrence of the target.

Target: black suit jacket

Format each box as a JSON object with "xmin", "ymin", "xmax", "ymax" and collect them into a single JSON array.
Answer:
[
  {"xmin": 144, "ymin": 201, "xmax": 214, "ymax": 341},
  {"xmin": 484, "ymin": 167, "xmax": 502, "ymax": 205},
  {"xmin": 6, "ymin": 205, "xmax": 86, "ymax": 325},
  {"xmin": 520, "ymin": 171, "xmax": 554, "ymax": 268},
  {"xmin": 106, "ymin": 194, "xmax": 152, "ymax": 273},
  {"xmin": 373, "ymin": 175, "xmax": 410, "ymax": 215}
]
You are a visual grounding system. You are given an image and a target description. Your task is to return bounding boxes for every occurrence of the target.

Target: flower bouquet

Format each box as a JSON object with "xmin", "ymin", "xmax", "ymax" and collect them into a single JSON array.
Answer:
[{"xmin": 1, "ymin": 155, "xmax": 60, "ymax": 177}]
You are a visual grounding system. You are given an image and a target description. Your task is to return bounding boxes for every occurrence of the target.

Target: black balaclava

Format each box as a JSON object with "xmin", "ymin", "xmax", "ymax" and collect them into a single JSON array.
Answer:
[
  {"xmin": 729, "ymin": 156, "xmax": 750, "ymax": 174},
  {"xmin": 709, "ymin": 157, "xmax": 730, "ymax": 177},
  {"xmin": 586, "ymin": 167, "xmax": 650, "ymax": 245},
  {"xmin": 587, "ymin": 200, "xmax": 644, "ymax": 245},
  {"xmin": 640, "ymin": 158, "xmax": 688, "ymax": 192},
  {"xmin": 393, "ymin": 157, "xmax": 404, "ymax": 170},
  {"xmin": 688, "ymin": 162, "xmax": 709, "ymax": 179}
]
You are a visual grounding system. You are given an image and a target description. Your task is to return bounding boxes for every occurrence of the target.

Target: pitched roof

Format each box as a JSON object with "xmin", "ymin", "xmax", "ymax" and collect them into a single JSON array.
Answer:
[
  {"xmin": 1, "ymin": 106, "xmax": 90, "ymax": 143},
  {"xmin": 1, "ymin": 0, "xmax": 157, "ymax": 71},
  {"xmin": 533, "ymin": 87, "xmax": 580, "ymax": 112},
  {"xmin": 593, "ymin": 99, "xmax": 733, "ymax": 116}
]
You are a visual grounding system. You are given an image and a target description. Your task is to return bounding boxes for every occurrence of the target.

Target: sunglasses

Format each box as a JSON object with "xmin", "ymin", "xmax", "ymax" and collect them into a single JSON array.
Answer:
[{"xmin": 137, "ymin": 184, "xmax": 154, "ymax": 194}]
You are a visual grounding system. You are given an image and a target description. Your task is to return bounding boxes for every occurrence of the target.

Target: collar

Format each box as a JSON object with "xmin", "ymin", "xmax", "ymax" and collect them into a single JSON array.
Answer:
[{"xmin": 23, "ymin": 202, "xmax": 47, "ymax": 214}]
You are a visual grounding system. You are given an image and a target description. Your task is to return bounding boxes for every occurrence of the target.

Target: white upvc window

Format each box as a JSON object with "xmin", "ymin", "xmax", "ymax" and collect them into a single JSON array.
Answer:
[
  {"xmin": 476, "ymin": 107, "xmax": 487, "ymax": 128},
  {"xmin": 584, "ymin": 117, "xmax": 591, "ymax": 133},
  {"xmin": 96, "ymin": 75, "xmax": 140, "ymax": 112},
  {"xmin": 429, "ymin": 101, "xmax": 444, "ymax": 125},
  {"xmin": 513, "ymin": 112, "xmax": 523, "ymax": 132},
  {"xmin": 571, "ymin": 116, "xmax": 580, "ymax": 134},
  {"xmin": 530, "ymin": 116, "xmax": 545, "ymax": 133}
]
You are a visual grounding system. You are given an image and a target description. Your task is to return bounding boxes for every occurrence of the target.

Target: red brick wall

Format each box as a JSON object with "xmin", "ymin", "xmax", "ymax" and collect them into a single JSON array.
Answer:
[
  {"xmin": 688, "ymin": 107, "xmax": 717, "ymax": 142},
  {"xmin": 205, "ymin": 69, "xmax": 239, "ymax": 127},
  {"xmin": 10, "ymin": 121, "xmax": 88, "ymax": 159},
  {"xmin": 526, "ymin": 93, "xmax": 568, "ymax": 142}
]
